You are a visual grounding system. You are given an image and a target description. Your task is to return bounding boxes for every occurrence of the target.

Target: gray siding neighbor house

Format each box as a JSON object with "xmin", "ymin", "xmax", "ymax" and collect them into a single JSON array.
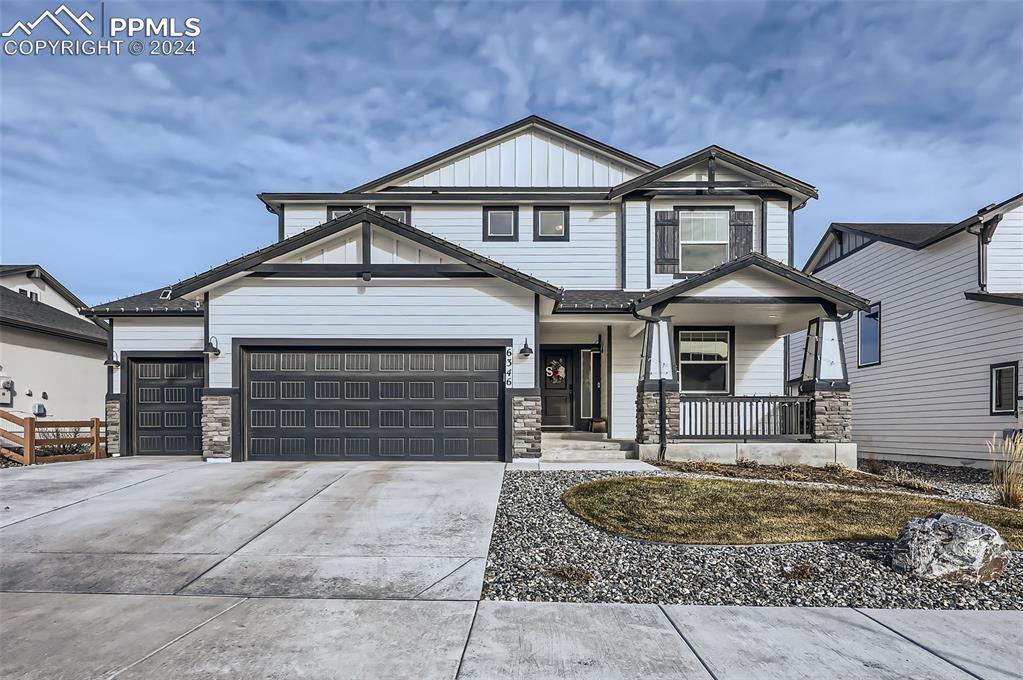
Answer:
[
  {"xmin": 87, "ymin": 116, "xmax": 868, "ymax": 464},
  {"xmin": 791, "ymin": 193, "xmax": 1023, "ymax": 467}
]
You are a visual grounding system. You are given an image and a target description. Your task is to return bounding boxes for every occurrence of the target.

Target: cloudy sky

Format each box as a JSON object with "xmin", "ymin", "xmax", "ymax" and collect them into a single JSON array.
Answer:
[{"xmin": 1, "ymin": 0, "xmax": 1021, "ymax": 305}]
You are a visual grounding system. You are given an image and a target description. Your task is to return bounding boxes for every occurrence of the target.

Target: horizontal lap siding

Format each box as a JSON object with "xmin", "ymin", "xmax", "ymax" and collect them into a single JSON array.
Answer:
[
  {"xmin": 765, "ymin": 199, "xmax": 789, "ymax": 265},
  {"xmin": 283, "ymin": 205, "xmax": 326, "ymax": 239},
  {"xmin": 610, "ymin": 325, "xmax": 642, "ymax": 440},
  {"xmin": 733, "ymin": 326, "xmax": 785, "ymax": 395},
  {"xmin": 624, "ymin": 201, "xmax": 648, "ymax": 290},
  {"xmin": 111, "ymin": 318, "xmax": 204, "ymax": 394},
  {"xmin": 411, "ymin": 205, "xmax": 618, "ymax": 289},
  {"xmin": 816, "ymin": 233, "xmax": 1022, "ymax": 463},
  {"xmin": 207, "ymin": 278, "xmax": 535, "ymax": 390},
  {"xmin": 987, "ymin": 205, "xmax": 1023, "ymax": 293}
]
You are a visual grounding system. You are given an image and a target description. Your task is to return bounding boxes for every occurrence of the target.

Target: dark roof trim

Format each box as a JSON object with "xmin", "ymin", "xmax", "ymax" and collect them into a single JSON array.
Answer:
[
  {"xmin": 0, "ymin": 264, "xmax": 88, "ymax": 311},
  {"xmin": 89, "ymin": 309, "xmax": 204, "ymax": 317},
  {"xmin": 144, "ymin": 208, "xmax": 563, "ymax": 301},
  {"xmin": 0, "ymin": 317, "xmax": 107, "ymax": 345},
  {"xmin": 344, "ymin": 115, "xmax": 657, "ymax": 195},
  {"xmin": 634, "ymin": 253, "xmax": 869, "ymax": 311},
  {"xmin": 964, "ymin": 291, "xmax": 1023, "ymax": 307},
  {"xmin": 607, "ymin": 146, "xmax": 818, "ymax": 200},
  {"xmin": 259, "ymin": 192, "xmax": 615, "ymax": 205}
]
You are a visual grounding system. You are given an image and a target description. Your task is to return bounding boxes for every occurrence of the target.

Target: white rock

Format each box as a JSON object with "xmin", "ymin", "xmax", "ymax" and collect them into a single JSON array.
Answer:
[{"xmin": 892, "ymin": 512, "xmax": 1010, "ymax": 584}]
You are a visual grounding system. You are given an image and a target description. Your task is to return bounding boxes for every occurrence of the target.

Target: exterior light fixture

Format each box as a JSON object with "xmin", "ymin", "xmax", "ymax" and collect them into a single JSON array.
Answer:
[
  {"xmin": 518, "ymin": 339, "xmax": 533, "ymax": 358},
  {"xmin": 204, "ymin": 336, "xmax": 221, "ymax": 357},
  {"xmin": 104, "ymin": 351, "xmax": 121, "ymax": 368}
]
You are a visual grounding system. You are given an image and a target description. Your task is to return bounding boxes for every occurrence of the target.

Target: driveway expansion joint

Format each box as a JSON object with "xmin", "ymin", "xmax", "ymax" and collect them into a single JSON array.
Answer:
[{"xmin": 852, "ymin": 609, "xmax": 987, "ymax": 680}]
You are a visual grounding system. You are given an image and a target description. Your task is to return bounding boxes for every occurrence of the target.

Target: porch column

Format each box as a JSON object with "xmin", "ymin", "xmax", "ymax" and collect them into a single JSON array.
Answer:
[
  {"xmin": 800, "ymin": 316, "xmax": 853, "ymax": 443},
  {"xmin": 636, "ymin": 320, "xmax": 680, "ymax": 447},
  {"xmin": 104, "ymin": 397, "xmax": 121, "ymax": 456},
  {"xmin": 201, "ymin": 391, "xmax": 233, "ymax": 459}
]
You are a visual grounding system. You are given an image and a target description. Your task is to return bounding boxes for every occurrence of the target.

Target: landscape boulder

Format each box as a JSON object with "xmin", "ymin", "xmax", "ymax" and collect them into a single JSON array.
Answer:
[{"xmin": 892, "ymin": 512, "xmax": 1010, "ymax": 584}]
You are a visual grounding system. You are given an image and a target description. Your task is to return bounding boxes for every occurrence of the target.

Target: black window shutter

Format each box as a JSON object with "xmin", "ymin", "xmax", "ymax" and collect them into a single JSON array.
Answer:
[
  {"xmin": 729, "ymin": 210, "xmax": 754, "ymax": 260},
  {"xmin": 654, "ymin": 211, "xmax": 679, "ymax": 274}
]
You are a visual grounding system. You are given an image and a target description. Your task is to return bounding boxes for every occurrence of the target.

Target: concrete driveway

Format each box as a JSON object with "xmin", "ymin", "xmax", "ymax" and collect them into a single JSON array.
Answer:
[{"xmin": 1, "ymin": 458, "xmax": 1020, "ymax": 680}]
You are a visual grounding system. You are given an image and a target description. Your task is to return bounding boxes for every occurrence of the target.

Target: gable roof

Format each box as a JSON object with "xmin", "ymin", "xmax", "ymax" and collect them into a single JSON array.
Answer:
[
  {"xmin": 607, "ymin": 145, "xmax": 818, "ymax": 201},
  {"xmin": 634, "ymin": 253, "xmax": 868, "ymax": 312},
  {"xmin": 88, "ymin": 287, "xmax": 204, "ymax": 316},
  {"xmin": 804, "ymin": 191, "xmax": 1023, "ymax": 272},
  {"xmin": 345, "ymin": 115, "xmax": 658, "ymax": 194},
  {"xmin": 1, "ymin": 287, "xmax": 107, "ymax": 345},
  {"xmin": 89, "ymin": 208, "xmax": 563, "ymax": 311},
  {"xmin": 0, "ymin": 264, "xmax": 89, "ymax": 311},
  {"xmin": 557, "ymin": 289, "xmax": 637, "ymax": 312}
]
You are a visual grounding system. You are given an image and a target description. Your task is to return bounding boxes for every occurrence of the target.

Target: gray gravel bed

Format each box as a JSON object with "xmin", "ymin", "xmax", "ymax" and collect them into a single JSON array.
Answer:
[
  {"xmin": 482, "ymin": 470, "xmax": 1023, "ymax": 609},
  {"xmin": 859, "ymin": 460, "xmax": 996, "ymax": 505}
]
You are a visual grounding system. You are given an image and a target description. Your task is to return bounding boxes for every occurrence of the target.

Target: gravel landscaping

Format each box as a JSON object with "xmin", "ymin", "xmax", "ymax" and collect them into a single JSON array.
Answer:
[
  {"xmin": 859, "ymin": 460, "xmax": 996, "ymax": 505},
  {"xmin": 482, "ymin": 470, "xmax": 1023, "ymax": 609}
]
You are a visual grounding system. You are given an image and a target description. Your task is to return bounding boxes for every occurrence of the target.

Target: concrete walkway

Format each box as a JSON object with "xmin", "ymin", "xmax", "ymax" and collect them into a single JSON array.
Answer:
[{"xmin": 1, "ymin": 458, "xmax": 1019, "ymax": 679}]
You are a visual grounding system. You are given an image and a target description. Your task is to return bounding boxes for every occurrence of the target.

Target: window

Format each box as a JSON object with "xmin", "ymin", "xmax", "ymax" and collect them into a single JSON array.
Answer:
[
  {"xmin": 858, "ymin": 302, "xmax": 881, "ymax": 367},
  {"xmin": 377, "ymin": 206, "xmax": 410, "ymax": 223},
  {"xmin": 580, "ymin": 349, "xmax": 600, "ymax": 418},
  {"xmin": 677, "ymin": 328, "xmax": 732, "ymax": 394},
  {"xmin": 483, "ymin": 206, "xmax": 518, "ymax": 241},
  {"xmin": 17, "ymin": 288, "xmax": 39, "ymax": 301},
  {"xmin": 991, "ymin": 362, "xmax": 1018, "ymax": 416},
  {"xmin": 534, "ymin": 206, "xmax": 570, "ymax": 241},
  {"xmin": 678, "ymin": 209, "xmax": 729, "ymax": 273},
  {"xmin": 327, "ymin": 206, "xmax": 358, "ymax": 220}
]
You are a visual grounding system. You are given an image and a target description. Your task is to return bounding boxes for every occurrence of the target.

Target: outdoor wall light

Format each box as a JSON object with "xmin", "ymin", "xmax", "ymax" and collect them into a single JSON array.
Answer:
[
  {"xmin": 518, "ymin": 339, "xmax": 533, "ymax": 358},
  {"xmin": 104, "ymin": 351, "xmax": 120, "ymax": 368},
  {"xmin": 203, "ymin": 336, "xmax": 221, "ymax": 357}
]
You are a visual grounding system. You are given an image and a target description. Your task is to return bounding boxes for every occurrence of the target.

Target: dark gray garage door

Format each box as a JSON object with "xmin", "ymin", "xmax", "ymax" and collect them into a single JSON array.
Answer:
[
  {"xmin": 242, "ymin": 347, "xmax": 504, "ymax": 460},
  {"xmin": 131, "ymin": 358, "xmax": 204, "ymax": 455}
]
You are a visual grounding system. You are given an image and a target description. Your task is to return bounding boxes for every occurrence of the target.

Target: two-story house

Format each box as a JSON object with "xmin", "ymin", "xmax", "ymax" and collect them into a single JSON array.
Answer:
[
  {"xmin": 87, "ymin": 116, "xmax": 867, "ymax": 464},
  {"xmin": 789, "ymin": 193, "xmax": 1023, "ymax": 467}
]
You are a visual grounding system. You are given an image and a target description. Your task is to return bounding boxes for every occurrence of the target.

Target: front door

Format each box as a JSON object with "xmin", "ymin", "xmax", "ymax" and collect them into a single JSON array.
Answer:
[{"xmin": 541, "ymin": 349, "xmax": 573, "ymax": 427}]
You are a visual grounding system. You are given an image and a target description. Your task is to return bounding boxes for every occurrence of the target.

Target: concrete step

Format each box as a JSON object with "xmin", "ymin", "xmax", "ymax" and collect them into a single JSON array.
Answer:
[
  {"xmin": 540, "ymin": 440, "xmax": 630, "ymax": 451},
  {"xmin": 541, "ymin": 450, "xmax": 633, "ymax": 462},
  {"xmin": 542, "ymin": 431, "xmax": 609, "ymax": 441}
]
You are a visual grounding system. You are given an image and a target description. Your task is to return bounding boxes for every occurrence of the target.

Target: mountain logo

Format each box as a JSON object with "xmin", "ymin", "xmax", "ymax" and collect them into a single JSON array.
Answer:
[{"xmin": 2, "ymin": 4, "xmax": 95, "ymax": 37}]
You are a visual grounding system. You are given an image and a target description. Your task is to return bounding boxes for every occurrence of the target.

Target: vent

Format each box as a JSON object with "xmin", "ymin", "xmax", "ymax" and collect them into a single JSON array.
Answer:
[{"xmin": 159, "ymin": 289, "xmax": 173, "ymax": 300}]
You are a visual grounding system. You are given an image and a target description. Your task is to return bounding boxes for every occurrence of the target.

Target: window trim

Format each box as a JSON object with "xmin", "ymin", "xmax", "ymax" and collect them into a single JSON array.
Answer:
[
  {"xmin": 483, "ymin": 206, "xmax": 519, "ymax": 242},
  {"xmin": 376, "ymin": 206, "xmax": 411, "ymax": 224},
  {"xmin": 533, "ymin": 206, "xmax": 570, "ymax": 242},
  {"xmin": 990, "ymin": 361, "xmax": 1019, "ymax": 417},
  {"xmin": 857, "ymin": 302, "xmax": 881, "ymax": 368},
  {"xmin": 674, "ymin": 205, "xmax": 732, "ymax": 274},
  {"xmin": 674, "ymin": 325, "xmax": 735, "ymax": 395}
]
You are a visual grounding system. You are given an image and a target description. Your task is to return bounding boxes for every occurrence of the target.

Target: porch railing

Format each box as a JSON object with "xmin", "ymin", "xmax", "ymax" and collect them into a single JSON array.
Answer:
[{"xmin": 680, "ymin": 396, "xmax": 815, "ymax": 440}]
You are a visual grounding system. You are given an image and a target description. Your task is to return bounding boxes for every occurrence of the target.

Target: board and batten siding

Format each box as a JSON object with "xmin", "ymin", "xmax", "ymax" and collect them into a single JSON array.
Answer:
[
  {"xmin": 398, "ymin": 129, "xmax": 640, "ymax": 188},
  {"xmin": 803, "ymin": 231, "xmax": 1022, "ymax": 465},
  {"xmin": 111, "ymin": 317, "xmax": 204, "ymax": 393},
  {"xmin": 987, "ymin": 205, "xmax": 1023, "ymax": 293},
  {"xmin": 206, "ymin": 278, "xmax": 536, "ymax": 390}
]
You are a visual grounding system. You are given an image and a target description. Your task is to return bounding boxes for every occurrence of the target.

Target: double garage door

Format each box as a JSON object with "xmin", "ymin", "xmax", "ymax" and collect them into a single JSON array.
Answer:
[{"xmin": 242, "ymin": 347, "xmax": 505, "ymax": 460}]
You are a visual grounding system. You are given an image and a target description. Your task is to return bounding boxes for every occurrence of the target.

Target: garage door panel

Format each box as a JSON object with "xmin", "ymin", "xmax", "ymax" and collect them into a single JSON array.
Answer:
[
  {"xmin": 130, "ymin": 358, "xmax": 204, "ymax": 455},
  {"xmin": 243, "ymin": 348, "xmax": 503, "ymax": 460}
]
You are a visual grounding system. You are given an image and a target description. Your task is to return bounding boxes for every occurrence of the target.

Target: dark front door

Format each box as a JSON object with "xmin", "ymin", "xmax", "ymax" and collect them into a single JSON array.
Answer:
[
  {"xmin": 541, "ymin": 349, "xmax": 573, "ymax": 427},
  {"xmin": 241, "ymin": 347, "xmax": 503, "ymax": 460}
]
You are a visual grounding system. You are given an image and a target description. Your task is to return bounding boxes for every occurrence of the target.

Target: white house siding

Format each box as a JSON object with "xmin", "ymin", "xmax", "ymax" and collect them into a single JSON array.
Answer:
[
  {"xmin": 733, "ymin": 326, "xmax": 785, "ymax": 395},
  {"xmin": 624, "ymin": 201, "xmax": 648, "ymax": 290},
  {"xmin": 110, "ymin": 317, "xmax": 204, "ymax": 393},
  {"xmin": 788, "ymin": 328, "xmax": 806, "ymax": 382},
  {"xmin": 409, "ymin": 204, "xmax": 619, "ymax": 289},
  {"xmin": 683, "ymin": 268, "xmax": 811, "ymax": 298},
  {"xmin": 648, "ymin": 197, "xmax": 763, "ymax": 290},
  {"xmin": 765, "ymin": 198, "xmax": 790, "ymax": 265},
  {"xmin": 987, "ymin": 205, "xmax": 1023, "ymax": 293},
  {"xmin": 282, "ymin": 204, "xmax": 327, "ymax": 239},
  {"xmin": 610, "ymin": 324, "xmax": 643, "ymax": 440},
  {"xmin": 805, "ymin": 232, "xmax": 1023, "ymax": 465},
  {"xmin": 0, "ymin": 273, "xmax": 81, "ymax": 316},
  {"xmin": 0, "ymin": 326, "xmax": 106, "ymax": 420},
  {"xmin": 206, "ymin": 278, "xmax": 536, "ymax": 390},
  {"xmin": 398, "ymin": 129, "xmax": 640, "ymax": 188}
]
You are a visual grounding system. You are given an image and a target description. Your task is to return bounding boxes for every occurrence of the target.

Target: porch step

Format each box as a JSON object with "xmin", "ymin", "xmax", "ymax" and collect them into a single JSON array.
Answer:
[
  {"xmin": 542, "ymin": 440, "xmax": 629, "ymax": 452},
  {"xmin": 541, "ymin": 449, "xmax": 633, "ymax": 462},
  {"xmin": 540, "ymin": 434, "xmax": 635, "ymax": 461},
  {"xmin": 542, "ymin": 431, "xmax": 609, "ymax": 441}
]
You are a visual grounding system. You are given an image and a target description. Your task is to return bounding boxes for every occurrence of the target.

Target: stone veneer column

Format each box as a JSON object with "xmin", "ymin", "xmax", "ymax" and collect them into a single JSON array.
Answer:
[
  {"xmin": 104, "ymin": 398, "xmax": 120, "ymax": 456},
  {"xmin": 636, "ymin": 385, "xmax": 681, "ymax": 445},
  {"xmin": 512, "ymin": 395, "xmax": 541, "ymax": 458},
  {"xmin": 201, "ymin": 394, "xmax": 233, "ymax": 459},
  {"xmin": 813, "ymin": 390, "xmax": 852, "ymax": 443}
]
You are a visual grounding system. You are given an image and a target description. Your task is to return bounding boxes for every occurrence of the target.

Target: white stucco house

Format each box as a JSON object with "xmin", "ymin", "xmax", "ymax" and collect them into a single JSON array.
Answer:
[
  {"xmin": 0, "ymin": 264, "xmax": 108, "ymax": 420},
  {"xmin": 789, "ymin": 193, "xmax": 1023, "ymax": 467},
  {"xmin": 88, "ymin": 116, "xmax": 868, "ymax": 463}
]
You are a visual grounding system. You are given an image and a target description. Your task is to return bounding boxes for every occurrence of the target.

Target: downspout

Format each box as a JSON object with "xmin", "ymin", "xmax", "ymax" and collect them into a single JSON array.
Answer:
[{"xmin": 631, "ymin": 305, "xmax": 668, "ymax": 460}]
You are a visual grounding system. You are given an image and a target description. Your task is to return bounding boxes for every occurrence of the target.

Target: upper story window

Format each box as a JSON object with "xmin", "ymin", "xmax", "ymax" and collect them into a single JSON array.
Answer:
[
  {"xmin": 679, "ymin": 209, "xmax": 729, "ymax": 273},
  {"xmin": 678, "ymin": 327, "xmax": 732, "ymax": 394},
  {"xmin": 483, "ymin": 206, "xmax": 518, "ymax": 242},
  {"xmin": 991, "ymin": 362, "xmax": 1018, "ymax": 416},
  {"xmin": 17, "ymin": 288, "xmax": 39, "ymax": 302},
  {"xmin": 858, "ymin": 302, "xmax": 881, "ymax": 367},
  {"xmin": 328, "ymin": 206, "xmax": 357, "ymax": 221},
  {"xmin": 377, "ymin": 206, "xmax": 410, "ymax": 224},
  {"xmin": 534, "ymin": 206, "xmax": 570, "ymax": 242}
]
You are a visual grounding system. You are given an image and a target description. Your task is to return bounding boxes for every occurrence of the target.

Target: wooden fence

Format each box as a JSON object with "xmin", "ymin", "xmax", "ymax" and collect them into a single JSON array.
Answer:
[{"xmin": 0, "ymin": 410, "xmax": 106, "ymax": 465}]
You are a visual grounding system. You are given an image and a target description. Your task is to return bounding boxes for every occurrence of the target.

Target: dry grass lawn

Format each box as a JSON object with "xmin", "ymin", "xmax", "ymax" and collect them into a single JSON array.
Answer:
[{"xmin": 563, "ymin": 477, "xmax": 1023, "ymax": 549}]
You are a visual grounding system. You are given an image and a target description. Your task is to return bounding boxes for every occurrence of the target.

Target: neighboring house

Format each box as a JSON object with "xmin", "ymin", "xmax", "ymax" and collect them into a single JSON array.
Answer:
[
  {"xmin": 88, "ymin": 116, "xmax": 867, "ymax": 463},
  {"xmin": 0, "ymin": 265, "xmax": 108, "ymax": 420},
  {"xmin": 789, "ymin": 193, "xmax": 1023, "ymax": 467}
]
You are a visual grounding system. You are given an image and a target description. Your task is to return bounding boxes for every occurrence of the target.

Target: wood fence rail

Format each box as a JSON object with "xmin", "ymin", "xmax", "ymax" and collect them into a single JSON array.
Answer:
[{"xmin": 0, "ymin": 410, "xmax": 106, "ymax": 465}]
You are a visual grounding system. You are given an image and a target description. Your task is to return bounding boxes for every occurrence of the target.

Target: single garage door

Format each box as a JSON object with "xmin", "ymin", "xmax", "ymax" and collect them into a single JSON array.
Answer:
[
  {"xmin": 242, "ymin": 347, "xmax": 504, "ymax": 460},
  {"xmin": 130, "ymin": 358, "xmax": 204, "ymax": 455}
]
